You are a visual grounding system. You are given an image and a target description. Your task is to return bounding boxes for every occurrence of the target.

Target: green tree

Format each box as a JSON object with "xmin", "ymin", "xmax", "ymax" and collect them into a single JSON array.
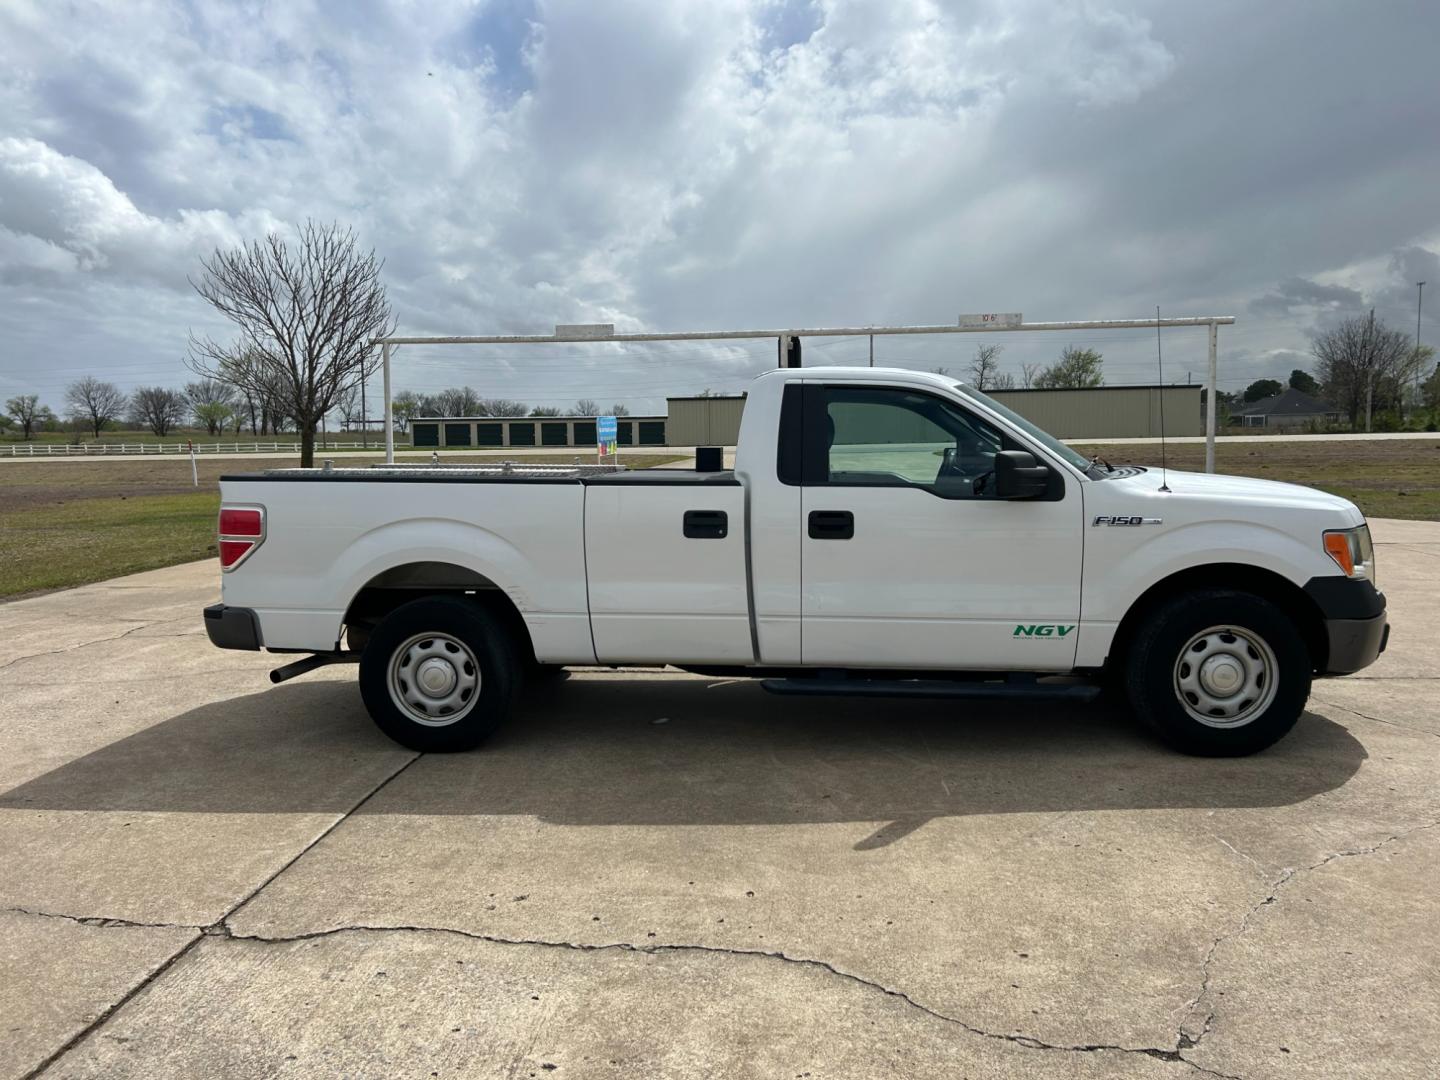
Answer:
[
  {"xmin": 193, "ymin": 401, "xmax": 234, "ymax": 436},
  {"xmin": 1035, "ymin": 346, "xmax": 1103, "ymax": 389},
  {"xmin": 1242, "ymin": 378, "xmax": 1283, "ymax": 402},
  {"xmin": 1288, "ymin": 368, "xmax": 1320, "ymax": 395},
  {"xmin": 390, "ymin": 390, "xmax": 423, "ymax": 433},
  {"xmin": 1420, "ymin": 360, "xmax": 1440, "ymax": 410}
]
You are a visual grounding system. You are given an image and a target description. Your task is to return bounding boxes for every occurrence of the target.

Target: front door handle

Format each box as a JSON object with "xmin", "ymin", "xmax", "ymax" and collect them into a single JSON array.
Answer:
[
  {"xmin": 808, "ymin": 510, "xmax": 854, "ymax": 540},
  {"xmin": 683, "ymin": 509, "xmax": 728, "ymax": 539}
]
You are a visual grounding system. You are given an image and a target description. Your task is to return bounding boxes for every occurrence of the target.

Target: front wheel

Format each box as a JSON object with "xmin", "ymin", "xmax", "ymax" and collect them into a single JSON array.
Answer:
[
  {"xmin": 359, "ymin": 596, "xmax": 519, "ymax": 752},
  {"xmin": 1125, "ymin": 589, "xmax": 1311, "ymax": 756}
]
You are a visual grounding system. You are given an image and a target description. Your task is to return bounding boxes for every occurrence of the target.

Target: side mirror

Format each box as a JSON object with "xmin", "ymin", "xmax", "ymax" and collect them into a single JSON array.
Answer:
[{"xmin": 994, "ymin": 450, "xmax": 1049, "ymax": 499}]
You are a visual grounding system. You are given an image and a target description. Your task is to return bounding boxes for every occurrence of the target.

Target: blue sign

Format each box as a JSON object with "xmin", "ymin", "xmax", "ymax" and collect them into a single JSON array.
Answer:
[{"xmin": 597, "ymin": 415, "xmax": 618, "ymax": 458}]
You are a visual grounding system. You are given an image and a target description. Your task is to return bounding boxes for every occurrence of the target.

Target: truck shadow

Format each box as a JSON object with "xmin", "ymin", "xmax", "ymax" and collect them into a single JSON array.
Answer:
[{"xmin": 0, "ymin": 675, "xmax": 1368, "ymax": 844}]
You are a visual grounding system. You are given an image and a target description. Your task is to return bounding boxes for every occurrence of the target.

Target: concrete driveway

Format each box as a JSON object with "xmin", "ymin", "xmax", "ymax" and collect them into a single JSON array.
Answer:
[{"xmin": 1, "ymin": 519, "xmax": 1436, "ymax": 1080}]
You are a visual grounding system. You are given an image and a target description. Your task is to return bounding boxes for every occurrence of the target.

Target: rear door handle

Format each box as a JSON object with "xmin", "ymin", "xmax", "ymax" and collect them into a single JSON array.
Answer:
[
  {"xmin": 683, "ymin": 510, "xmax": 728, "ymax": 539},
  {"xmin": 808, "ymin": 510, "xmax": 854, "ymax": 540}
]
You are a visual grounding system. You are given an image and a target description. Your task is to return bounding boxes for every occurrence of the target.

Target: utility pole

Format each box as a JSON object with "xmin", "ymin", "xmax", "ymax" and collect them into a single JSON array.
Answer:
[
  {"xmin": 1418, "ymin": 281, "xmax": 1427, "ymax": 406},
  {"xmin": 360, "ymin": 372, "xmax": 368, "ymax": 450},
  {"xmin": 1365, "ymin": 308, "xmax": 1375, "ymax": 433},
  {"xmin": 869, "ymin": 333, "xmax": 874, "ymax": 367}
]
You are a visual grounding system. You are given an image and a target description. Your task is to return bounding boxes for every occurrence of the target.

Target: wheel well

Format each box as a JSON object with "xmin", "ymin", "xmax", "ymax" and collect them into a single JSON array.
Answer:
[
  {"xmin": 1104, "ymin": 564, "xmax": 1328, "ymax": 675},
  {"xmin": 342, "ymin": 562, "xmax": 536, "ymax": 665}
]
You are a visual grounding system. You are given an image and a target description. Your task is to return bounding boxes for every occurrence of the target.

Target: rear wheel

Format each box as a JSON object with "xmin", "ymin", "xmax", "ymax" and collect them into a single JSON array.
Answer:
[
  {"xmin": 359, "ymin": 596, "xmax": 518, "ymax": 752},
  {"xmin": 1125, "ymin": 589, "xmax": 1310, "ymax": 756}
]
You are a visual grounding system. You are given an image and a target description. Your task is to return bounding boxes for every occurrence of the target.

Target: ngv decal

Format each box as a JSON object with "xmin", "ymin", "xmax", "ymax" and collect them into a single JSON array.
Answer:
[
  {"xmin": 1093, "ymin": 515, "xmax": 1162, "ymax": 526},
  {"xmin": 1013, "ymin": 624, "xmax": 1076, "ymax": 638}
]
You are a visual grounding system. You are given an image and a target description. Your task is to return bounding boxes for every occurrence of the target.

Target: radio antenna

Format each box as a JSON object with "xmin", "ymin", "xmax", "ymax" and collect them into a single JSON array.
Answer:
[{"xmin": 1155, "ymin": 304, "xmax": 1170, "ymax": 492}]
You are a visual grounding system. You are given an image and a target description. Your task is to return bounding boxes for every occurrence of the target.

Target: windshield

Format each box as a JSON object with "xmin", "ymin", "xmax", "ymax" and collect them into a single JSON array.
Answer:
[{"xmin": 949, "ymin": 381, "xmax": 1094, "ymax": 473}]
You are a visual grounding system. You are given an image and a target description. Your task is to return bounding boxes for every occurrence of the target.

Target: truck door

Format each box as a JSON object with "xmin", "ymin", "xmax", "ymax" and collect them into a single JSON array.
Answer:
[{"xmin": 798, "ymin": 382, "xmax": 1083, "ymax": 670}]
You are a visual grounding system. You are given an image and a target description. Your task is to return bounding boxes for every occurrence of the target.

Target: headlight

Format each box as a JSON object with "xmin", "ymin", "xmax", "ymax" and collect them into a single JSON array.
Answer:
[{"xmin": 1323, "ymin": 524, "xmax": 1375, "ymax": 585}]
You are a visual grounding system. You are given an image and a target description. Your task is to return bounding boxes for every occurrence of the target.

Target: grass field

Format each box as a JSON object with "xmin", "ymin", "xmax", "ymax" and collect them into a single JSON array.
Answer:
[
  {"xmin": 0, "ymin": 453, "xmax": 684, "ymax": 599},
  {"xmin": 2, "ymin": 440, "xmax": 1436, "ymax": 600}
]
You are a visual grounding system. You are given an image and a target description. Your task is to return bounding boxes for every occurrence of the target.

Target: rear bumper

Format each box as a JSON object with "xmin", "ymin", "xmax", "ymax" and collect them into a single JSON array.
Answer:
[
  {"xmin": 204, "ymin": 604, "xmax": 262, "ymax": 651},
  {"xmin": 1303, "ymin": 576, "xmax": 1388, "ymax": 675}
]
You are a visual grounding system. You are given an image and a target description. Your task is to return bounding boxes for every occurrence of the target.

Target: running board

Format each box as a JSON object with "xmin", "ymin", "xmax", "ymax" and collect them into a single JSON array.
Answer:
[{"xmin": 759, "ymin": 677, "xmax": 1101, "ymax": 702}]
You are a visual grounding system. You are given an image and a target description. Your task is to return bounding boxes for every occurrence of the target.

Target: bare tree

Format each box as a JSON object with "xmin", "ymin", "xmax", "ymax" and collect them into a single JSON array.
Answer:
[
  {"xmin": 967, "ymin": 344, "xmax": 1004, "ymax": 390},
  {"xmin": 1312, "ymin": 311, "xmax": 1425, "ymax": 427},
  {"xmin": 426, "ymin": 386, "xmax": 483, "ymax": 417},
  {"xmin": 65, "ymin": 377, "xmax": 128, "ymax": 438},
  {"xmin": 571, "ymin": 398, "xmax": 600, "ymax": 416},
  {"xmin": 188, "ymin": 221, "xmax": 396, "ymax": 467},
  {"xmin": 610, "ymin": 403, "xmax": 631, "ymax": 417},
  {"xmin": 335, "ymin": 385, "xmax": 364, "ymax": 429},
  {"xmin": 5, "ymin": 394, "xmax": 53, "ymax": 440},
  {"xmin": 480, "ymin": 398, "xmax": 529, "ymax": 417},
  {"xmin": 530, "ymin": 406, "xmax": 562, "ymax": 417},
  {"xmin": 130, "ymin": 386, "xmax": 187, "ymax": 437},
  {"xmin": 1020, "ymin": 362, "xmax": 1041, "ymax": 388},
  {"xmin": 989, "ymin": 372, "xmax": 1017, "ymax": 390},
  {"xmin": 1035, "ymin": 346, "xmax": 1104, "ymax": 389}
]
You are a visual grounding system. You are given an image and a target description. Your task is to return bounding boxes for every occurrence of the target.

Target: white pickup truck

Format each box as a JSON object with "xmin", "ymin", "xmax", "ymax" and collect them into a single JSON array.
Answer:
[{"xmin": 205, "ymin": 366, "xmax": 1388, "ymax": 757}]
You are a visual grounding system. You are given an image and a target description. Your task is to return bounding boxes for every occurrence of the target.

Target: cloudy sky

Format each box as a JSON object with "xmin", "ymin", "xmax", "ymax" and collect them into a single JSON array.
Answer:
[{"xmin": 2, "ymin": 0, "xmax": 1437, "ymax": 417}]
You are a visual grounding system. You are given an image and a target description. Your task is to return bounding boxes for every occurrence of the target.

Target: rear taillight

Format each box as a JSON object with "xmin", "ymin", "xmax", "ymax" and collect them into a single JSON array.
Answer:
[{"xmin": 218, "ymin": 505, "xmax": 265, "ymax": 571}]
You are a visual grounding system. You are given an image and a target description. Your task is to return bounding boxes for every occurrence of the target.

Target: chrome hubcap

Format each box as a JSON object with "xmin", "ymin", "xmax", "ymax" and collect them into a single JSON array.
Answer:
[
  {"xmin": 388, "ymin": 633, "xmax": 480, "ymax": 727},
  {"xmin": 1173, "ymin": 625, "xmax": 1278, "ymax": 729}
]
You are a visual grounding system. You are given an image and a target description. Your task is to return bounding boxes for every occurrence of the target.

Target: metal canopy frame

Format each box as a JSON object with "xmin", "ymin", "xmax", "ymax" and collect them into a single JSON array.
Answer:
[{"xmin": 377, "ymin": 316, "xmax": 1235, "ymax": 472}]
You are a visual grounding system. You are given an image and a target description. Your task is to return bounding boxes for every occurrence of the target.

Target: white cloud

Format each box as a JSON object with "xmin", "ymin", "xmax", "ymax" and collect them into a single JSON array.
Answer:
[{"xmin": 0, "ymin": 0, "xmax": 1435, "ymax": 410}]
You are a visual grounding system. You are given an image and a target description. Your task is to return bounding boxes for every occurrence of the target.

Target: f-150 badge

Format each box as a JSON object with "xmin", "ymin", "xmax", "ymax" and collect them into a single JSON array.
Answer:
[{"xmin": 1093, "ymin": 515, "xmax": 1163, "ymax": 526}]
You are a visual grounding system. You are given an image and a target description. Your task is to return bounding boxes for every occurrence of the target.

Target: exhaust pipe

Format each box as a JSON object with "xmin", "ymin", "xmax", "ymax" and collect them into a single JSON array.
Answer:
[{"xmin": 269, "ymin": 652, "xmax": 359, "ymax": 684}]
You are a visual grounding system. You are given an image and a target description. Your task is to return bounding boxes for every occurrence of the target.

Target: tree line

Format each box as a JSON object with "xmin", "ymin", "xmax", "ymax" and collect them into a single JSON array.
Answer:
[
  {"xmin": 1, "ymin": 378, "xmax": 638, "ymax": 441},
  {"xmin": 946, "ymin": 312, "xmax": 1439, "ymax": 430}
]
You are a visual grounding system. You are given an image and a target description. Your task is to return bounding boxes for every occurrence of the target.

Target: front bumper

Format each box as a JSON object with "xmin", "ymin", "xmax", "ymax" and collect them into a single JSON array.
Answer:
[
  {"xmin": 204, "ymin": 604, "xmax": 262, "ymax": 651},
  {"xmin": 1303, "ymin": 576, "xmax": 1388, "ymax": 675},
  {"xmin": 1323, "ymin": 614, "xmax": 1389, "ymax": 675}
]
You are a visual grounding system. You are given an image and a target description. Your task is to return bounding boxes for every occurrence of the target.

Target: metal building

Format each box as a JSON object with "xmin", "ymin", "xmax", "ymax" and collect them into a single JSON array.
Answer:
[
  {"xmin": 411, "ymin": 414, "xmax": 668, "ymax": 449},
  {"xmin": 663, "ymin": 395, "xmax": 748, "ymax": 446},
  {"xmin": 988, "ymin": 385, "xmax": 1203, "ymax": 440}
]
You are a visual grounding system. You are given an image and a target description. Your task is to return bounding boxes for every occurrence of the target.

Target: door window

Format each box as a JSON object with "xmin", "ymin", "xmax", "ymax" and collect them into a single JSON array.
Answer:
[{"xmin": 820, "ymin": 386, "xmax": 1005, "ymax": 499}]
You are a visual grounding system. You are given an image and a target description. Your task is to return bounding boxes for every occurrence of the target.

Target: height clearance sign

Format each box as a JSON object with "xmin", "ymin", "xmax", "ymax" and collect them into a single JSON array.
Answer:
[{"xmin": 597, "ymin": 415, "xmax": 618, "ymax": 460}]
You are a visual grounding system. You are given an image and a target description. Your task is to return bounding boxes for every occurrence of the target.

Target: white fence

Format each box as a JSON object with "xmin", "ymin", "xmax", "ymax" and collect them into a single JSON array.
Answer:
[{"xmin": 0, "ymin": 440, "xmax": 411, "ymax": 458}]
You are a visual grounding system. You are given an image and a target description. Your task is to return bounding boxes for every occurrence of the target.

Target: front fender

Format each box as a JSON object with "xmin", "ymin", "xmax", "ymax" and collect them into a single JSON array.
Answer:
[{"xmin": 1076, "ymin": 518, "xmax": 1336, "ymax": 667}]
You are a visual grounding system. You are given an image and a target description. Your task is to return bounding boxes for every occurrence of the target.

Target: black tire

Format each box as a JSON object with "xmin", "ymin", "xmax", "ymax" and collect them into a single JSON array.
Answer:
[
  {"xmin": 1125, "ymin": 588, "xmax": 1311, "ymax": 757},
  {"xmin": 359, "ymin": 596, "xmax": 519, "ymax": 752}
]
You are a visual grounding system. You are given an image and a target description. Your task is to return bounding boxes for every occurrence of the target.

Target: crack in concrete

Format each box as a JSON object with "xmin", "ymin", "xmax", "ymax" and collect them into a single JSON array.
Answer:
[
  {"xmin": 16, "ymin": 751, "xmax": 422, "ymax": 1080},
  {"xmin": 0, "ymin": 622, "xmax": 156, "ymax": 671},
  {"xmin": 219, "ymin": 921, "xmax": 1241, "ymax": 1079},
  {"xmin": 1179, "ymin": 817, "xmax": 1440, "ymax": 1059},
  {"xmin": 2, "ymin": 905, "xmax": 203, "ymax": 932},
  {"xmin": 1310, "ymin": 695, "xmax": 1440, "ymax": 740}
]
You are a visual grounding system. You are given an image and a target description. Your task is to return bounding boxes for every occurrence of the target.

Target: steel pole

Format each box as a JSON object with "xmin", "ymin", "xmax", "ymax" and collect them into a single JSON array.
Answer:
[
  {"xmin": 383, "ymin": 342, "xmax": 394, "ymax": 464},
  {"xmin": 1418, "ymin": 281, "xmax": 1427, "ymax": 404},
  {"xmin": 1205, "ymin": 321, "xmax": 1218, "ymax": 474}
]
